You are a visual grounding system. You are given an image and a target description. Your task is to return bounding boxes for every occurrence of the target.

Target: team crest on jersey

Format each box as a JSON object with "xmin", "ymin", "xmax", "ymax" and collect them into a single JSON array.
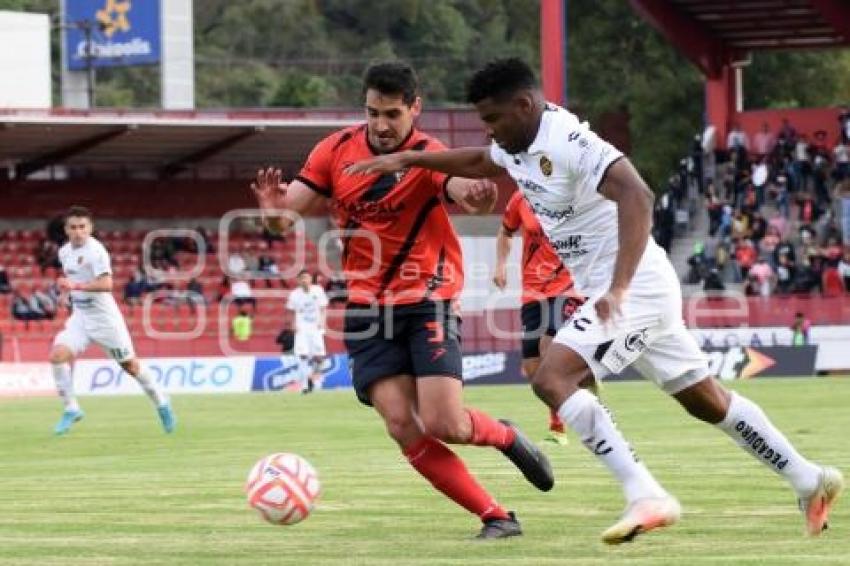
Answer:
[
  {"xmin": 394, "ymin": 168, "xmax": 410, "ymax": 183},
  {"xmin": 77, "ymin": 256, "xmax": 84, "ymax": 265},
  {"xmin": 539, "ymin": 155, "xmax": 553, "ymax": 177}
]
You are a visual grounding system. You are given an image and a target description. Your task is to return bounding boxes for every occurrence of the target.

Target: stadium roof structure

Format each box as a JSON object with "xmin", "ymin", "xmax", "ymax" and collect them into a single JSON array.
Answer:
[
  {"xmin": 627, "ymin": 0, "xmax": 850, "ymax": 145},
  {"xmin": 0, "ymin": 109, "xmax": 361, "ymax": 180},
  {"xmin": 630, "ymin": 0, "xmax": 850, "ymax": 75}
]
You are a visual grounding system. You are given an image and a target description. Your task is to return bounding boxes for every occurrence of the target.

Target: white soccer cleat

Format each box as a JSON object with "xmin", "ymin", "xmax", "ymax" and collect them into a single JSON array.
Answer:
[
  {"xmin": 799, "ymin": 466, "xmax": 844, "ymax": 536},
  {"xmin": 601, "ymin": 495, "xmax": 681, "ymax": 544}
]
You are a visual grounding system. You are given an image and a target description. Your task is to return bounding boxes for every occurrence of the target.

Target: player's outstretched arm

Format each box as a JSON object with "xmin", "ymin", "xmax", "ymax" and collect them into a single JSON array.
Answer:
[
  {"xmin": 596, "ymin": 158, "xmax": 654, "ymax": 322},
  {"xmin": 250, "ymin": 167, "xmax": 325, "ymax": 235},
  {"xmin": 346, "ymin": 147, "xmax": 505, "ymax": 179},
  {"xmin": 58, "ymin": 274, "xmax": 113, "ymax": 293},
  {"xmin": 493, "ymin": 226, "xmax": 514, "ymax": 290}
]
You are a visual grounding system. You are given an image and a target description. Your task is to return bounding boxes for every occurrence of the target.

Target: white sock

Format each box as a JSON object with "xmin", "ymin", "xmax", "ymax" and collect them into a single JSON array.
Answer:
[
  {"xmin": 716, "ymin": 391, "xmax": 821, "ymax": 497},
  {"xmin": 558, "ymin": 389, "xmax": 667, "ymax": 503},
  {"xmin": 132, "ymin": 364, "xmax": 168, "ymax": 406},
  {"xmin": 52, "ymin": 362, "xmax": 80, "ymax": 412}
]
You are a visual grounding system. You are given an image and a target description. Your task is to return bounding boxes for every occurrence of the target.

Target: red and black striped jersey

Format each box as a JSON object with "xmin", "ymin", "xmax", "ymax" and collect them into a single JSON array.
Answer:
[
  {"xmin": 502, "ymin": 190, "xmax": 574, "ymax": 304},
  {"xmin": 297, "ymin": 125, "xmax": 463, "ymax": 305}
]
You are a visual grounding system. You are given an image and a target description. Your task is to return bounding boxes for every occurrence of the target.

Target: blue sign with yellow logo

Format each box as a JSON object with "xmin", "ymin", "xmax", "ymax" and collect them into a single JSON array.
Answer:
[{"xmin": 65, "ymin": 0, "xmax": 160, "ymax": 69}]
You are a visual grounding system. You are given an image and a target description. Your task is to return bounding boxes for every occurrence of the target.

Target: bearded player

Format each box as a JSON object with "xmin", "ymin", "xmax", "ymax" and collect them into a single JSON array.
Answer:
[
  {"xmin": 347, "ymin": 58, "xmax": 843, "ymax": 543},
  {"xmin": 251, "ymin": 61, "xmax": 552, "ymax": 539}
]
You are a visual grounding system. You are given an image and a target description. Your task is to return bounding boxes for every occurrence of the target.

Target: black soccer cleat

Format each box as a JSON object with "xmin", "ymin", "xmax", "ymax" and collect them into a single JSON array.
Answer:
[
  {"xmin": 475, "ymin": 511, "xmax": 522, "ymax": 539},
  {"xmin": 499, "ymin": 419, "xmax": 555, "ymax": 492}
]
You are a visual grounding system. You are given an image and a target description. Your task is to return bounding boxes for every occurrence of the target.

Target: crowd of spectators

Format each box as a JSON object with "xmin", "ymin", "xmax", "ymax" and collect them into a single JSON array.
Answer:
[{"xmin": 677, "ymin": 112, "xmax": 850, "ymax": 298}]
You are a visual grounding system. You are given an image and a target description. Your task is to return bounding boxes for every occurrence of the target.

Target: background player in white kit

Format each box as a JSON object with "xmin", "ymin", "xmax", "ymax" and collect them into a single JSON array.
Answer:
[
  {"xmin": 49, "ymin": 206, "xmax": 176, "ymax": 435},
  {"xmin": 286, "ymin": 270, "xmax": 329, "ymax": 394},
  {"xmin": 348, "ymin": 59, "xmax": 843, "ymax": 544}
]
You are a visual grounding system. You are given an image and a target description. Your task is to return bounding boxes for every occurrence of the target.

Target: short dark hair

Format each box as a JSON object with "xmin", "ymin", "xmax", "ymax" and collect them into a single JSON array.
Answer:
[
  {"xmin": 466, "ymin": 58, "xmax": 538, "ymax": 104},
  {"xmin": 66, "ymin": 205, "xmax": 93, "ymax": 221},
  {"xmin": 298, "ymin": 269, "xmax": 311, "ymax": 278},
  {"xmin": 362, "ymin": 61, "xmax": 418, "ymax": 105}
]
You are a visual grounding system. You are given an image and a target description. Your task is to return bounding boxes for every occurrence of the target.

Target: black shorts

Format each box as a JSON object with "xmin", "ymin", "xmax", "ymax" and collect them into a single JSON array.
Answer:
[
  {"xmin": 343, "ymin": 300, "xmax": 463, "ymax": 405},
  {"xmin": 520, "ymin": 295, "xmax": 584, "ymax": 359}
]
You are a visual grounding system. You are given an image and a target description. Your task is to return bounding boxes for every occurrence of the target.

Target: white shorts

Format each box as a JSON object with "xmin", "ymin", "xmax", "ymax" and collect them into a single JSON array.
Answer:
[
  {"xmin": 53, "ymin": 312, "xmax": 136, "ymax": 363},
  {"xmin": 294, "ymin": 327, "xmax": 326, "ymax": 358},
  {"xmin": 553, "ymin": 263, "xmax": 709, "ymax": 395}
]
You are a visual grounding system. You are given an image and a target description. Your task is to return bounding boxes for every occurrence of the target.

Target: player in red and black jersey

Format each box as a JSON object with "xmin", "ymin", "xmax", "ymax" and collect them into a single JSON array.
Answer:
[
  {"xmin": 494, "ymin": 190, "xmax": 585, "ymax": 445},
  {"xmin": 250, "ymin": 62, "xmax": 552, "ymax": 539}
]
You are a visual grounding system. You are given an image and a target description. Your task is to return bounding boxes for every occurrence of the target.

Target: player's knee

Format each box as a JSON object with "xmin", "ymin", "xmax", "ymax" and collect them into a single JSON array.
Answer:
[
  {"xmin": 420, "ymin": 412, "xmax": 468, "ymax": 444},
  {"xmin": 49, "ymin": 347, "xmax": 72, "ymax": 364},
  {"xmin": 673, "ymin": 377, "xmax": 730, "ymax": 424},
  {"xmin": 120, "ymin": 359, "xmax": 140, "ymax": 376},
  {"xmin": 382, "ymin": 412, "xmax": 420, "ymax": 446}
]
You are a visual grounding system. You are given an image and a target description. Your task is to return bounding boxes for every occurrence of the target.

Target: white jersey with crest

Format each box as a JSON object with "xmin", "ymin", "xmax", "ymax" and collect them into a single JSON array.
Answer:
[
  {"xmin": 490, "ymin": 103, "xmax": 708, "ymax": 393},
  {"xmin": 489, "ymin": 103, "xmax": 671, "ymax": 300},
  {"xmin": 58, "ymin": 237, "xmax": 123, "ymax": 322},
  {"xmin": 55, "ymin": 236, "xmax": 134, "ymax": 362},
  {"xmin": 286, "ymin": 285, "xmax": 329, "ymax": 330}
]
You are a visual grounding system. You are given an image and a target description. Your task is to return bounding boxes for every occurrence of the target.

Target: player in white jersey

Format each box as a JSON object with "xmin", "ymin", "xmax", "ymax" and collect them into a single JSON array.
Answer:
[
  {"xmin": 286, "ymin": 270, "xmax": 329, "ymax": 394},
  {"xmin": 49, "ymin": 206, "xmax": 176, "ymax": 435},
  {"xmin": 347, "ymin": 59, "xmax": 843, "ymax": 543}
]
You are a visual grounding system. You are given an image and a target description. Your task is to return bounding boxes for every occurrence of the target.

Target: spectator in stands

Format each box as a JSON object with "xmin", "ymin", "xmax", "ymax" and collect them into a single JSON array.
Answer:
[
  {"xmin": 833, "ymin": 140, "xmax": 849, "ymax": 183},
  {"xmin": 774, "ymin": 238, "xmax": 796, "ymax": 267},
  {"xmin": 231, "ymin": 308, "xmax": 253, "ymax": 342},
  {"xmin": 775, "ymin": 173, "xmax": 791, "ymax": 218},
  {"xmin": 702, "ymin": 267, "xmax": 725, "ymax": 293},
  {"xmin": 823, "ymin": 236, "xmax": 843, "ymax": 268},
  {"xmin": 0, "ymin": 265, "xmax": 10, "ymax": 294},
  {"xmin": 46, "ymin": 215, "xmax": 66, "ymax": 245},
  {"xmin": 811, "ymin": 130, "xmax": 832, "ymax": 207},
  {"xmin": 759, "ymin": 225, "xmax": 781, "ymax": 264},
  {"xmin": 749, "ymin": 211, "xmax": 767, "ymax": 246},
  {"xmin": 753, "ymin": 122, "xmax": 775, "ymax": 158},
  {"xmin": 231, "ymin": 277, "xmax": 256, "ymax": 313},
  {"xmin": 124, "ymin": 270, "xmax": 145, "ymax": 307},
  {"xmin": 36, "ymin": 239, "xmax": 60, "ymax": 275},
  {"xmin": 726, "ymin": 121, "xmax": 749, "ymax": 152},
  {"xmin": 777, "ymin": 118, "xmax": 797, "ymax": 157},
  {"xmin": 257, "ymin": 253, "xmax": 279, "ymax": 288},
  {"xmin": 215, "ymin": 275, "xmax": 230, "ymax": 302},
  {"xmin": 838, "ymin": 248, "xmax": 850, "ymax": 291},
  {"xmin": 752, "ymin": 159, "xmax": 769, "ymax": 209},
  {"xmin": 243, "ymin": 245, "xmax": 260, "ymax": 277},
  {"xmin": 187, "ymin": 226, "xmax": 215, "ymax": 254},
  {"xmin": 732, "ymin": 210, "xmax": 751, "ymax": 240},
  {"xmin": 705, "ymin": 180, "xmax": 723, "ymax": 236},
  {"xmin": 792, "ymin": 135, "xmax": 811, "ymax": 192},
  {"xmin": 186, "ymin": 277, "xmax": 205, "ymax": 313},
  {"xmin": 718, "ymin": 204, "xmax": 733, "ymax": 237},
  {"xmin": 32, "ymin": 285, "xmax": 56, "ymax": 320},
  {"xmin": 149, "ymin": 238, "xmax": 178, "ymax": 269},
  {"xmin": 653, "ymin": 190, "xmax": 675, "ymax": 253},
  {"xmin": 775, "ymin": 253, "xmax": 796, "ymax": 295},
  {"xmin": 734, "ymin": 239, "xmax": 757, "ymax": 280},
  {"xmin": 227, "ymin": 251, "xmax": 246, "ymax": 276},
  {"xmin": 685, "ymin": 242, "xmax": 708, "ymax": 284},
  {"xmin": 790, "ymin": 312, "xmax": 811, "ymax": 346},
  {"xmin": 749, "ymin": 258, "xmax": 775, "ymax": 297},
  {"xmin": 11, "ymin": 290, "xmax": 37, "ymax": 322},
  {"xmin": 839, "ymin": 106, "xmax": 850, "ymax": 144}
]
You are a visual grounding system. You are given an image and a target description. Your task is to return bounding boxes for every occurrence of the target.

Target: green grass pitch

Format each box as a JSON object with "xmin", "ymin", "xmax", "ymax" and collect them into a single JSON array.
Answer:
[{"xmin": 1, "ymin": 378, "xmax": 848, "ymax": 565}]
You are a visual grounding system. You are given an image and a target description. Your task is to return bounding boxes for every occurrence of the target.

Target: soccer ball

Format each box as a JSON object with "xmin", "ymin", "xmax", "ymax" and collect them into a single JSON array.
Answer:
[{"xmin": 244, "ymin": 453, "xmax": 321, "ymax": 525}]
